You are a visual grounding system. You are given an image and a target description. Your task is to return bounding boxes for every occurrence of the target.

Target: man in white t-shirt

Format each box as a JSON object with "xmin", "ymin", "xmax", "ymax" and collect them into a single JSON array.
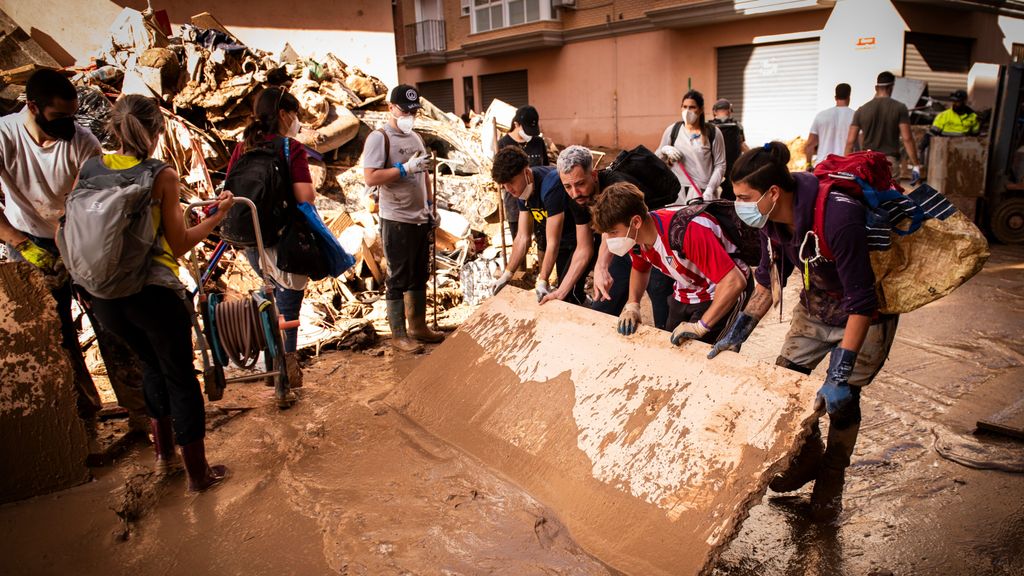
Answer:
[
  {"xmin": 0, "ymin": 69, "xmax": 146, "ymax": 433},
  {"xmin": 805, "ymin": 83, "xmax": 855, "ymax": 169}
]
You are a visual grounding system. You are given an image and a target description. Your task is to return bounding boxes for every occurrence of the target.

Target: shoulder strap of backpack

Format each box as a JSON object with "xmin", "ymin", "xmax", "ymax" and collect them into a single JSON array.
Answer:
[
  {"xmin": 377, "ymin": 128, "xmax": 391, "ymax": 169},
  {"xmin": 669, "ymin": 121, "xmax": 684, "ymax": 145},
  {"xmin": 707, "ymin": 124, "xmax": 716, "ymax": 147},
  {"xmin": 813, "ymin": 181, "xmax": 836, "ymax": 261}
]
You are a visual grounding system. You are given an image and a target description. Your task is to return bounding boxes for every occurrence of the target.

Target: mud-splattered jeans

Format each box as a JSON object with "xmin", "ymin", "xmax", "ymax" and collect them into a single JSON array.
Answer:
[{"xmin": 779, "ymin": 304, "xmax": 899, "ymax": 388}]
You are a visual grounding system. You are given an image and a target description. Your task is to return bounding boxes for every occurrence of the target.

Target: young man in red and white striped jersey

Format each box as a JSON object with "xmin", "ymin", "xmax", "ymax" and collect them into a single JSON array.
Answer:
[{"xmin": 589, "ymin": 182, "xmax": 750, "ymax": 346}]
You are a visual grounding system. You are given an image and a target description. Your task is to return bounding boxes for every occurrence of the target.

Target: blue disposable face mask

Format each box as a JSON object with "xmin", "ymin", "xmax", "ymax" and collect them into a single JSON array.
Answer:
[{"xmin": 735, "ymin": 189, "xmax": 776, "ymax": 229}]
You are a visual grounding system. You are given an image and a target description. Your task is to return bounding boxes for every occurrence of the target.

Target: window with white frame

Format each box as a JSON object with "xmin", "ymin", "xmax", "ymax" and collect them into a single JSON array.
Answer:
[{"xmin": 472, "ymin": 0, "xmax": 552, "ymax": 34}]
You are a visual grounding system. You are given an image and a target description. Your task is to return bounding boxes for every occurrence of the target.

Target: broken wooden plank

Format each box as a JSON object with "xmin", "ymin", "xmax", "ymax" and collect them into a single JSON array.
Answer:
[
  {"xmin": 978, "ymin": 396, "xmax": 1024, "ymax": 441},
  {"xmin": 387, "ymin": 287, "xmax": 819, "ymax": 576}
]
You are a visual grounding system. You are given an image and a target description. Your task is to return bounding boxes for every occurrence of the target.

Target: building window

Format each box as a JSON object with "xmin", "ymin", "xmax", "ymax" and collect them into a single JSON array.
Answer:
[
  {"xmin": 1013, "ymin": 43, "xmax": 1024, "ymax": 63},
  {"xmin": 472, "ymin": 0, "xmax": 552, "ymax": 34}
]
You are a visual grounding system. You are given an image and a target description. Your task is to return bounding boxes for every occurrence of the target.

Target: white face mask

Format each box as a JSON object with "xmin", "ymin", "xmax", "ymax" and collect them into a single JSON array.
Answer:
[
  {"xmin": 520, "ymin": 180, "xmax": 534, "ymax": 201},
  {"xmin": 285, "ymin": 114, "xmax": 300, "ymax": 138},
  {"xmin": 396, "ymin": 114, "xmax": 415, "ymax": 135},
  {"xmin": 607, "ymin": 222, "xmax": 638, "ymax": 257},
  {"xmin": 518, "ymin": 168, "xmax": 534, "ymax": 200},
  {"xmin": 518, "ymin": 128, "xmax": 533, "ymax": 142},
  {"xmin": 683, "ymin": 109, "xmax": 699, "ymax": 125}
]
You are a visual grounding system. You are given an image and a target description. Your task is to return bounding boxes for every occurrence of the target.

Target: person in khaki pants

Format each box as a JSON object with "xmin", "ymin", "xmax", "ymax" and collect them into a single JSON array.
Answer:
[
  {"xmin": 709, "ymin": 142, "xmax": 899, "ymax": 524},
  {"xmin": 362, "ymin": 85, "xmax": 444, "ymax": 352}
]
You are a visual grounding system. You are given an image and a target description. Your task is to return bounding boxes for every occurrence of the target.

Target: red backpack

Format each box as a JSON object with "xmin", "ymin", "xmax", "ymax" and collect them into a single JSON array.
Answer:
[
  {"xmin": 809, "ymin": 151, "xmax": 988, "ymax": 314},
  {"xmin": 811, "ymin": 151, "xmax": 918, "ymax": 259}
]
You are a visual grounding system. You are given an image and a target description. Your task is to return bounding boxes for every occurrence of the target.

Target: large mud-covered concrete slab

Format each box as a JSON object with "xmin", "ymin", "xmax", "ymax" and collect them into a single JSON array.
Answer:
[
  {"xmin": 0, "ymin": 263, "xmax": 89, "ymax": 504},
  {"xmin": 388, "ymin": 288, "xmax": 820, "ymax": 575}
]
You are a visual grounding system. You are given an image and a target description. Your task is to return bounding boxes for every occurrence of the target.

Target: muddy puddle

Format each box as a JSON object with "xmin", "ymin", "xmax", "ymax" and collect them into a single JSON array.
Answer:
[{"xmin": 1, "ymin": 247, "xmax": 1023, "ymax": 575}]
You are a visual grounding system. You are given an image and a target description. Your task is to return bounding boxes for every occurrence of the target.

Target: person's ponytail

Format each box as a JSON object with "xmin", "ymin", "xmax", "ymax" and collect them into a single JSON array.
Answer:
[{"xmin": 730, "ymin": 141, "xmax": 797, "ymax": 193}]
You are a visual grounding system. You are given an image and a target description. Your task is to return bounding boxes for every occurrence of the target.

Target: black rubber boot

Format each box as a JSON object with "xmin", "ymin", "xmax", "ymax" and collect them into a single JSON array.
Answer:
[
  {"xmin": 181, "ymin": 438, "xmax": 228, "ymax": 492},
  {"xmin": 151, "ymin": 417, "xmax": 181, "ymax": 475},
  {"xmin": 387, "ymin": 299, "xmax": 424, "ymax": 353},
  {"xmin": 769, "ymin": 422, "xmax": 824, "ymax": 492},
  {"xmin": 405, "ymin": 291, "xmax": 444, "ymax": 343},
  {"xmin": 810, "ymin": 422, "xmax": 860, "ymax": 522}
]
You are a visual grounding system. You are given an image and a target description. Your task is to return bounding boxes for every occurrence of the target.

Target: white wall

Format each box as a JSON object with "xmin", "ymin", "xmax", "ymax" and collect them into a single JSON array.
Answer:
[{"xmin": 817, "ymin": 0, "xmax": 908, "ymax": 112}]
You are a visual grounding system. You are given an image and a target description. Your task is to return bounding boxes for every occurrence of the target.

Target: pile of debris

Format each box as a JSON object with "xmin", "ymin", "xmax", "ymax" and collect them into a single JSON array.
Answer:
[{"xmin": 0, "ymin": 6, "xmax": 516, "ymax": 354}]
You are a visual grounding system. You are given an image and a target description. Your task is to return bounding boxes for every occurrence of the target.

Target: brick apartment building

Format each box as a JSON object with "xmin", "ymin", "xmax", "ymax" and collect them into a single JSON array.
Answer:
[{"xmin": 395, "ymin": 0, "xmax": 1024, "ymax": 150}]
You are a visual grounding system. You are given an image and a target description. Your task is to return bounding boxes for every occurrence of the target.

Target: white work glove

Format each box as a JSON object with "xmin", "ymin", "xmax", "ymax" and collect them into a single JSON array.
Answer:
[
  {"xmin": 535, "ymin": 279, "xmax": 552, "ymax": 302},
  {"xmin": 670, "ymin": 319, "xmax": 710, "ymax": 346},
  {"xmin": 492, "ymin": 271, "xmax": 512, "ymax": 296},
  {"xmin": 658, "ymin": 145, "xmax": 682, "ymax": 163},
  {"xmin": 617, "ymin": 302, "xmax": 641, "ymax": 336},
  {"xmin": 909, "ymin": 165, "xmax": 921, "ymax": 186},
  {"xmin": 403, "ymin": 152, "xmax": 430, "ymax": 176}
]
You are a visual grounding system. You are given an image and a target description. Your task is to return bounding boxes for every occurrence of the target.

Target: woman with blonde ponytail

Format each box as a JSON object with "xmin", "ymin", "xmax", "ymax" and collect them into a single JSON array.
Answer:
[{"xmin": 84, "ymin": 94, "xmax": 235, "ymax": 492}]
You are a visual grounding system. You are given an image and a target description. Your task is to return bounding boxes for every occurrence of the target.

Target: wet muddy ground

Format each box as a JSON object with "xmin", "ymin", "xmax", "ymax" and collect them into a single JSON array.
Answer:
[{"xmin": 1, "ymin": 246, "xmax": 1022, "ymax": 575}]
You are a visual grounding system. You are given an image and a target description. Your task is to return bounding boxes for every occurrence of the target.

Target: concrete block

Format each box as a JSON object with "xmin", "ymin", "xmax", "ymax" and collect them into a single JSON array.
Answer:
[
  {"xmin": 388, "ymin": 288, "xmax": 819, "ymax": 575},
  {"xmin": 0, "ymin": 263, "xmax": 89, "ymax": 504}
]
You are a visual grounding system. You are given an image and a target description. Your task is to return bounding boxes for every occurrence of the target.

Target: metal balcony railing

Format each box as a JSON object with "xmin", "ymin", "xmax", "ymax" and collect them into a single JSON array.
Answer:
[{"xmin": 405, "ymin": 19, "xmax": 446, "ymax": 54}]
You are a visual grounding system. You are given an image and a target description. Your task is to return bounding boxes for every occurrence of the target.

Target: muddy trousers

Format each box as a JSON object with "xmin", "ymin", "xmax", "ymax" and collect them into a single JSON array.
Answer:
[
  {"xmin": 775, "ymin": 304, "xmax": 899, "ymax": 485},
  {"xmin": 91, "ymin": 285, "xmax": 206, "ymax": 446},
  {"xmin": 7, "ymin": 236, "xmax": 145, "ymax": 418}
]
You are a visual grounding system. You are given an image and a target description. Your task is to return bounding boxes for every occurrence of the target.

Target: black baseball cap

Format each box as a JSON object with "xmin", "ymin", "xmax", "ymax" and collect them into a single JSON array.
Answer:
[
  {"xmin": 950, "ymin": 89, "xmax": 968, "ymax": 101},
  {"xmin": 712, "ymin": 98, "xmax": 731, "ymax": 111},
  {"xmin": 514, "ymin": 105, "xmax": 540, "ymax": 136},
  {"xmin": 389, "ymin": 84, "xmax": 421, "ymax": 112},
  {"xmin": 876, "ymin": 71, "xmax": 896, "ymax": 86}
]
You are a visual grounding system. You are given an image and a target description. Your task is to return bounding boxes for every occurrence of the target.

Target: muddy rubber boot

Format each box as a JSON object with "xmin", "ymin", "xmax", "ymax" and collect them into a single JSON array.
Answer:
[
  {"xmin": 151, "ymin": 417, "xmax": 182, "ymax": 475},
  {"xmin": 180, "ymin": 438, "xmax": 229, "ymax": 492},
  {"xmin": 769, "ymin": 423, "xmax": 824, "ymax": 492},
  {"xmin": 387, "ymin": 299, "xmax": 424, "ymax": 353},
  {"xmin": 285, "ymin": 352, "xmax": 304, "ymax": 388},
  {"xmin": 405, "ymin": 291, "xmax": 444, "ymax": 343},
  {"xmin": 810, "ymin": 422, "xmax": 860, "ymax": 522}
]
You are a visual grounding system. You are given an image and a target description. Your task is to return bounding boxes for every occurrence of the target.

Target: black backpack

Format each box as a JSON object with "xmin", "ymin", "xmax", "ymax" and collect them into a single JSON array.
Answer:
[
  {"xmin": 221, "ymin": 137, "xmax": 294, "ymax": 247},
  {"xmin": 666, "ymin": 200, "xmax": 761, "ymax": 268},
  {"xmin": 606, "ymin": 145, "xmax": 679, "ymax": 210}
]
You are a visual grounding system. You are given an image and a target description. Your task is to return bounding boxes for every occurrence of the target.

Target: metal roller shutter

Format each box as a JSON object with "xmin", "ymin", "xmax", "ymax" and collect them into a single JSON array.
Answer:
[
  {"xmin": 417, "ymin": 79, "xmax": 455, "ymax": 113},
  {"xmin": 716, "ymin": 39, "xmax": 820, "ymax": 147},
  {"xmin": 480, "ymin": 70, "xmax": 529, "ymax": 110},
  {"xmin": 904, "ymin": 32, "xmax": 972, "ymax": 100}
]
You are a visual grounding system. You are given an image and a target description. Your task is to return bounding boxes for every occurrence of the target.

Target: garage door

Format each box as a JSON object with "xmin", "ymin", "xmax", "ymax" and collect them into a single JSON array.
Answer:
[
  {"xmin": 717, "ymin": 39, "xmax": 820, "ymax": 148},
  {"xmin": 904, "ymin": 32, "xmax": 972, "ymax": 101},
  {"xmin": 480, "ymin": 70, "xmax": 529, "ymax": 110},
  {"xmin": 417, "ymin": 79, "xmax": 455, "ymax": 113}
]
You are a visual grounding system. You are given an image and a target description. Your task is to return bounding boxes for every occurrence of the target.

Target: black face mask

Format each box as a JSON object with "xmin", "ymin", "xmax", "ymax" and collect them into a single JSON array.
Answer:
[
  {"xmin": 952, "ymin": 104, "xmax": 967, "ymax": 115},
  {"xmin": 35, "ymin": 112, "xmax": 76, "ymax": 141}
]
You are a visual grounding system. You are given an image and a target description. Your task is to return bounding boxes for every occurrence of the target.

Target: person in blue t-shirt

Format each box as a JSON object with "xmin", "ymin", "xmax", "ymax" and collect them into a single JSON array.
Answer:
[{"xmin": 490, "ymin": 146, "xmax": 590, "ymax": 305}]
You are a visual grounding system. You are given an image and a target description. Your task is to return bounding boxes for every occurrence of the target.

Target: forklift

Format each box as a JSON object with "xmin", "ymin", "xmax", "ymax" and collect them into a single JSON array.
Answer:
[{"xmin": 984, "ymin": 62, "xmax": 1024, "ymax": 244}]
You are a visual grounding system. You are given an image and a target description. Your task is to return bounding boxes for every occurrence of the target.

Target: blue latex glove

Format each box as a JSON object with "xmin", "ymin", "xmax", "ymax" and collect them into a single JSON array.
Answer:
[
  {"xmin": 707, "ymin": 312, "xmax": 759, "ymax": 359},
  {"xmin": 815, "ymin": 347, "xmax": 858, "ymax": 415},
  {"xmin": 618, "ymin": 302, "xmax": 641, "ymax": 335},
  {"xmin": 910, "ymin": 165, "xmax": 921, "ymax": 186}
]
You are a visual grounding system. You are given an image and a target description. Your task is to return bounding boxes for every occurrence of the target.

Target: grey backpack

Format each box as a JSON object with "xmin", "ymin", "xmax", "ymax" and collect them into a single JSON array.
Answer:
[{"xmin": 57, "ymin": 158, "xmax": 168, "ymax": 299}]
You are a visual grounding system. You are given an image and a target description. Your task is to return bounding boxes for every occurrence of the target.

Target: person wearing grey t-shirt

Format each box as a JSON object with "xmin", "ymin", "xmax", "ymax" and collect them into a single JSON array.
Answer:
[{"xmin": 362, "ymin": 85, "xmax": 445, "ymax": 352}]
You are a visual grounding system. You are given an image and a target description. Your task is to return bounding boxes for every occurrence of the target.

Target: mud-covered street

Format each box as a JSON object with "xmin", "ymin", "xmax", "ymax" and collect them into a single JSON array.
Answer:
[{"xmin": 1, "ymin": 246, "xmax": 1023, "ymax": 576}]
